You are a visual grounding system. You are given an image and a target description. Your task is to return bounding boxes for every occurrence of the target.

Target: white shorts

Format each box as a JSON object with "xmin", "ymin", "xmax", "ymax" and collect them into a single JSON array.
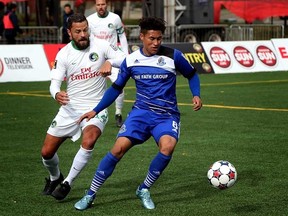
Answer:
[
  {"xmin": 107, "ymin": 67, "xmax": 120, "ymax": 83},
  {"xmin": 47, "ymin": 107, "xmax": 108, "ymax": 142}
]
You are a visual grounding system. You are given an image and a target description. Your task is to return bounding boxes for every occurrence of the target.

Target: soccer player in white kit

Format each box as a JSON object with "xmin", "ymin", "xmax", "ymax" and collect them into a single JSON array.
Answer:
[
  {"xmin": 41, "ymin": 13, "xmax": 126, "ymax": 201},
  {"xmin": 87, "ymin": 0, "xmax": 129, "ymax": 127}
]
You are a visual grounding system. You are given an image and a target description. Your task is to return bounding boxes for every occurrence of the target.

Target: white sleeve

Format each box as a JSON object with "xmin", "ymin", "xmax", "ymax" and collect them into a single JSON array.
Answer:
[
  {"xmin": 49, "ymin": 79, "xmax": 62, "ymax": 100},
  {"xmin": 118, "ymin": 33, "xmax": 129, "ymax": 55},
  {"xmin": 50, "ymin": 49, "xmax": 67, "ymax": 81},
  {"xmin": 115, "ymin": 15, "xmax": 129, "ymax": 54},
  {"xmin": 105, "ymin": 42, "xmax": 127, "ymax": 68}
]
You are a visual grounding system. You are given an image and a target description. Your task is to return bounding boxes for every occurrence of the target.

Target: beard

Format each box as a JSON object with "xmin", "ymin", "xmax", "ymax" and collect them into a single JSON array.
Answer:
[{"xmin": 74, "ymin": 38, "xmax": 90, "ymax": 50}]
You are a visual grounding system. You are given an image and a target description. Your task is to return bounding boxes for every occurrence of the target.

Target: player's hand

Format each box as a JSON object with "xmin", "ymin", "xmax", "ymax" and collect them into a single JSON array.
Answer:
[
  {"xmin": 192, "ymin": 96, "xmax": 202, "ymax": 111},
  {"xmin": 77, "ymin": 110, "xmax": 97, "ymax": 123},
  {"xmin": 99, "ymin": 61, "xmax": 112, "ymax": 77},
  {"xmin": 55, "ymin": 91, "xmax": 69, "ymax": 105}
]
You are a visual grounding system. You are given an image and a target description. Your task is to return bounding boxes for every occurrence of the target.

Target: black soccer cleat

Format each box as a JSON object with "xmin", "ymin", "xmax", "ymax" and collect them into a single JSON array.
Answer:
[
  {"xmin": 51, "ymin": 181, "xmax": 71, "ymax": 200},
  {"xmin": 42, "ymin": 173, "xmax": 64, "ymax": 195},
  {"xmin": 115, "ymin": 114, "xmax": 123, "ymax": 128}
]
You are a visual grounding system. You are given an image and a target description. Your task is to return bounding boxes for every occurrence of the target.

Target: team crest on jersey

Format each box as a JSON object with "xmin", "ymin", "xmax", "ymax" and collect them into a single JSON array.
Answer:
[
  {"xmin": 108, "ymin": 23, "xmax": 114, "ymax": 29},
  {"xmin": 89, "ymin": 52, "xmax": 99, "ymax": 62},
  {"xmin": 157, "ymin": 57, "xmax": 166, "ymax": 66}
]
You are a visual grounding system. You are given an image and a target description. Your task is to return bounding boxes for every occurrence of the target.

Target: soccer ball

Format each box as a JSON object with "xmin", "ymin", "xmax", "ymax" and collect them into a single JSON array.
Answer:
[{"xmin": 207, "ymin": 160, "xmax": 237, "ymax": 190}]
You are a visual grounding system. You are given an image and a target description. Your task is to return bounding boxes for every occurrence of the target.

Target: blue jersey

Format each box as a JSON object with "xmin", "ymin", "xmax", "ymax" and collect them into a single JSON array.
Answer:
[{"xmin": 115, "ymin": 46, "xmax": 196, "ymax": 116}]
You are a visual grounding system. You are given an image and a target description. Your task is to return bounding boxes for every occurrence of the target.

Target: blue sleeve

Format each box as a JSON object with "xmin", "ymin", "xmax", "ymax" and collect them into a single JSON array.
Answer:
[
  {"xmin": 188, "ymin": 73, "xmax": 200, "ymax": 97},
  {"xmin": 174, "ymin": 49, "xmax": 196, "ymax": 79},
  {"xmin": 93, "ymin": 85, "xmax": 121, "ymax": 113}
]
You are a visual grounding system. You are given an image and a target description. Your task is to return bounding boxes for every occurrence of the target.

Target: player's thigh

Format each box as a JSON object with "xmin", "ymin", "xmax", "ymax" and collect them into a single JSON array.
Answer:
[
  {"xmin": 81, "ymin": 109, "xmax": 108, "ymax": 149},
  {"xmin": 118, "ymin": 109, "xmax": 151, "ymax": 144},
  {"xmin": 81, "ymin": 125, "xmax": 102, "ymax": 150},
  {"xmin": 152, "ymin": 115, "xmax": 180, "ymax": 144}
]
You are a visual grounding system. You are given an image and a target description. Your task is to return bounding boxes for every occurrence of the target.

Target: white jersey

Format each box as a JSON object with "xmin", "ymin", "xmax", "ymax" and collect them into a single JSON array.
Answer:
[
  {"xmin": 87, "ymin": 11, "xmax": 125, "ymax": 47},
  {"xmin": 51, "ymin": 38, "xmax": 126, "ymax": 112}
]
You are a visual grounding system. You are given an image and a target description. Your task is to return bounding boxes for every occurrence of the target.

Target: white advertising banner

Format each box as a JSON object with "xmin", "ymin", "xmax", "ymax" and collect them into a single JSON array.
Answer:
[
  {"xmin": 0, "ymin": 45, "xmax": 51, "ymax": 82},
  {"xmin": 271, "ymin": 38, "xmax": 288, "ymax": 70},
  {"xmin": 201, "ymin": 41, "xmax": 285, "ymax": 74}
]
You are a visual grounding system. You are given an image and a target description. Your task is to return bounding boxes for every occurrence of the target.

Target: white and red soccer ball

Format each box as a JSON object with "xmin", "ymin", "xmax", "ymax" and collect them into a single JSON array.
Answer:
[{"xmin": 207, "ymin": 160, "xmax": 237, "ymax": 190}]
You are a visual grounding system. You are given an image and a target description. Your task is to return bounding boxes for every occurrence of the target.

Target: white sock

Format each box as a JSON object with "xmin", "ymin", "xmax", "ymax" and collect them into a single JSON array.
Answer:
[
  {"xmin": 42, "ymin": 153, "xmax": 60, "ymax": 181},
  {"xmin": 64, "ymin": 146, "xmax": 93, "ymax": 186},
  {"xmin": 115, "ymin": 90, "xmax": 124, "ymax": 115}
]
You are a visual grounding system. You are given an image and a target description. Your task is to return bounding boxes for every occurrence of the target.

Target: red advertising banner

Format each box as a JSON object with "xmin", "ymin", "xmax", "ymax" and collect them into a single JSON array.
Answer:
[{"xmin": 43, "ymin": 44, "xmax": 66, "ymax": 69}]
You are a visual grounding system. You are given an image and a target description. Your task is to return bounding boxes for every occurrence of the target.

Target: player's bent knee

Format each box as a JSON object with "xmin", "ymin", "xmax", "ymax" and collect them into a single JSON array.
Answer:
[
  {"xmin": 41, "ymin": 148, "xmax": 55, "ymax": 159},
  {"xmin": 81, "ymin": 139, "xmax": 97, "ymax": 150},
  {"xmin": 159, "ymin": 144, "xmax": 176, "ymax": 156}
]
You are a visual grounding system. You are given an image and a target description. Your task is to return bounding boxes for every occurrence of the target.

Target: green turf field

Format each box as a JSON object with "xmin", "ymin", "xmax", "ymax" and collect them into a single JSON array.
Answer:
[{"xmin": 0, "ymin": 71, "xmax": 288, "ymax": 216}]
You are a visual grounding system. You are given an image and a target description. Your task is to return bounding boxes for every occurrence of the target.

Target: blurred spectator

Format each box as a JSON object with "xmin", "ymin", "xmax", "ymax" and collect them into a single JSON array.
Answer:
[
  {"xmin": 3, "ymin": 3, "xmax": 23, "ymax": 44},
  {"xmin": 0, "ymin": 1, "xmax": 4, "ymax": 39},
  {"xmin": 62, "ymin": 3, "xmax": 74, "ymax": 43},
  {"xmin": 74, "ymin": 0, "xmax": 86, "ymax": 15}
]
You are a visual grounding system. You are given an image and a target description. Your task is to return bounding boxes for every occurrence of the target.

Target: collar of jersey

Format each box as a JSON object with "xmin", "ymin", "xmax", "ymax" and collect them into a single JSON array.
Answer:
[
  {"xmin": 97, "ymin": 11, "xmax": 109, "ymax": 18},
  {"xmin": 71, "ymin": 40, "xmax": 81, "ymax": 50}
]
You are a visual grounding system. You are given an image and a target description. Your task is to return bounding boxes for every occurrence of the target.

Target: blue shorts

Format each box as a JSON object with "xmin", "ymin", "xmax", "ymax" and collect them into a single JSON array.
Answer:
[{"xmin": 117, "ymin": 108, "xmax": 180, "ymax": 145}]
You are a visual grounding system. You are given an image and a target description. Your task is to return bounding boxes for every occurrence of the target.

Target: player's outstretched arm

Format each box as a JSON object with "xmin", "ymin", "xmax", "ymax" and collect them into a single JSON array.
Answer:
[{"xmin": 78, "ymin": 85, "xmax": 122, "ymax": 123}]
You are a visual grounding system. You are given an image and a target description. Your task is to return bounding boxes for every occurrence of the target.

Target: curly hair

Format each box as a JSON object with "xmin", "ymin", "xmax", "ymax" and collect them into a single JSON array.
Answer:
[{"xmin": 139, "ymin": 17, "xmax": 166, "ymax": 34}]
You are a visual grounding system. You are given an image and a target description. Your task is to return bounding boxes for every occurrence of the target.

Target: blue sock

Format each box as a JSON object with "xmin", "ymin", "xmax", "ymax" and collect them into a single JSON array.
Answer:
[
  {"xmin": 139, "ymin": 152, "xmax": 172, "ymax": 190},
  {"xmin": 88, "ymin": 152, "xmax": 119, "ymax": 198}
]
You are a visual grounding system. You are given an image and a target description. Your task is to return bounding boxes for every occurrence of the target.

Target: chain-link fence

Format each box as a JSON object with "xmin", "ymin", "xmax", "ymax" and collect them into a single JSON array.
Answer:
[
  {"xmin": 126, "ymin": 24, "xmax": 284, "ymax": 44},
  {"xmin": 0, "ymin": 24, "xmax": 284, "ymax": 44},
  {"xmin": 225, "ymin": 24, "xmax": 284, "ymax": 41},
  {"xmin": 0, "ymin": 26, "xmax": 60, "ymax": 44}
]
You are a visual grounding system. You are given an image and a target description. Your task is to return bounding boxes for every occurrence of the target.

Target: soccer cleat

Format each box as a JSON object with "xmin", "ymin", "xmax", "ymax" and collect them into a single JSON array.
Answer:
[
  {"xmin": 74, "ymin": 194, "xmax": 95, "ymax": 211},
  {"xmin": 51, "ymin": 181, "xmax": 71, "ymax": 200},
  {"xmin": 115, "ymin": 114, "xmax": 123, "ymax": 128},
  {"xmin": 136, "ymin": 187, "xmax": 155, "ymax": 210},
  {"xmin": 42, "ymin": 173, "xmax": 64, "ymax": 195}
]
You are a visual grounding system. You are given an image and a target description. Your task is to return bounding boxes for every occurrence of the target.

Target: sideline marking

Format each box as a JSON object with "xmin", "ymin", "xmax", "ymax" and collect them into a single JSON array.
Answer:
[
  {"xmin": 1, "ymin": 78, "xmax": 288, "ymax": 112},
  {"xmin": 124, "ymin": 100, "xmax": 288, "ymax": 112},
  {"xmin": 1, "ymin": 92, "xmax": 288, "ymax": 112},
  {"xmin": 0, "ymin": 92, "xmax": 51, "ymax": 97}
]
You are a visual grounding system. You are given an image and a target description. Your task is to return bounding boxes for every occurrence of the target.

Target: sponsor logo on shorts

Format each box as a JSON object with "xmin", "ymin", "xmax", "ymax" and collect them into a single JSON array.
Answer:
[
  {"xmin": 96, "ymin": 113, "xmax": 108, "ymax": 123},
  {"xmin": 119, "ymin": 124, "xmax": 126, "ymax": 134},
  {"xmin": 51, "ymin": 120, "xmax": 57, "ymax": 128}
]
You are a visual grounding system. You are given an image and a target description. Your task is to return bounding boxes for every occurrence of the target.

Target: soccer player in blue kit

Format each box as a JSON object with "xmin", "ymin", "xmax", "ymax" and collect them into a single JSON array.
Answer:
[{"xmin": 74, "ymin": 16, "xmax": 202, "ymax": 211}]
